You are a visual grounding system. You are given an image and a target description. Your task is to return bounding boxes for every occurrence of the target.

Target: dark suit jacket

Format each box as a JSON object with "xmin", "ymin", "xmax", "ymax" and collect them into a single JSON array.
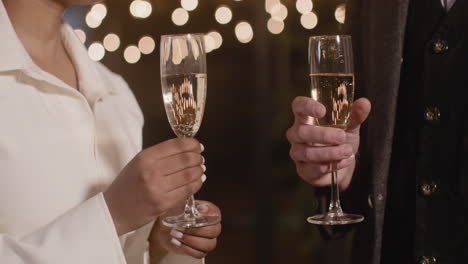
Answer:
[{"xmin": 344, "ymin": 1, "xmax": 410, "ymax": 263}]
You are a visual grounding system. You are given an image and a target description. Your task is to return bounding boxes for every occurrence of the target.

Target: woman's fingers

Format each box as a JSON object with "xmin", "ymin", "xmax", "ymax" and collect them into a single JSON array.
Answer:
[
  {"xmin": 181, "ymin": 223, "xmax": 222, "ymax": 239},
  {"xmin": 169, "ymin": 230, "xmax": 217, "ymax": 258}
]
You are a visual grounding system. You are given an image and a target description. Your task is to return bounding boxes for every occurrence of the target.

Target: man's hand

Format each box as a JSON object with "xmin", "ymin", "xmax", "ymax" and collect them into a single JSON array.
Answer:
[
  {"xmin": 149, "ymin": 201, "xmax": 222, "ymax": 259},
  {"xmin": 287, "ymin": 96, "xmax": 371, "ymax": 190},
  {"xmin": 104, "ymin": 138, "xmax": 206, "ymax": 235}
]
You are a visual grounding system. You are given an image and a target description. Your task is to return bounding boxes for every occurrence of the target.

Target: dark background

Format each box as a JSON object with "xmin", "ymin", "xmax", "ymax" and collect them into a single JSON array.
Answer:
[{"xmin": 66, "ymin": 1, "xmax": 348, "ymax": 263}]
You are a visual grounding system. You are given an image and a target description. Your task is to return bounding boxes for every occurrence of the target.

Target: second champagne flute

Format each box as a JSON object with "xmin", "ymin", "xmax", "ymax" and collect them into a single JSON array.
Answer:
[
  {"xmin": 160, "ymin": 33, "xmax": 221, "ymax": 229},
  {"xmin": 307, "ymin": 35, "xmax": 364, "ymax": 225}
]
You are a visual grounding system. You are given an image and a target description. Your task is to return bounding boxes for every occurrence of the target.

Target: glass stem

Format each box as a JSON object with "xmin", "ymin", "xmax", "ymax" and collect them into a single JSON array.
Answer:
[
  {"xmin": 328, "ymin": 162, "xmax": 344, "ymax": 217},
  {"xmin": 183, "ymin": 195, "xmax": 199, "ymax": 220}
]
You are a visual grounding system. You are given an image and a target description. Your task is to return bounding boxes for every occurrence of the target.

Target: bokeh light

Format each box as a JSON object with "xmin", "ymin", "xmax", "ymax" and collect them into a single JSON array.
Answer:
[
  {"xmin": 267, "ymin": 18, "xmax": 284, "ymax": 34},
  {"xmin": 215, "ymin": 6, "xmax": 233, "ymax": 25},
  {"xmin": 90, "ymin": 3, "xmax": 107, "ymax": 20},
  {"xmin": 235, "ymin": 21, "xmax": 254, "ymax": 44},
  {"xmin": 270, "ymin": 3, "xmax": 288, "ymax": 21},
  {"xmin": 204, "ymin": 35, "xmax": 216, "ymax": 53},
  {"xmin": 103, "ymin": 33, "xmax": 120, "ymax": 52},
  {"xmin": 74, "ymin": 29, "xmax": 86, "ymax": 44},
  {"xmin": 130, "ymin": 0, "xmax": 152, "ymax": 19},
  {"xmin": 85, "ymin": 12, "xmax": 102, "ymax": 28},
  {"xmin": 207, "ymin": 31, "xmax": 223, "ymax": 49},
  {"xmin": 138, "ymin": 36, "xmax": 156, "ymax": 55},
  {"xmin": 181, "ymin": 0, "xmax": 198, "ymax": 11},
  {"xmin": 265, "ymin": 0, "xmax": 280, "ymax": 13},
  {"xmin": 88, "ymin": 42, "xmax": 105, "ymax": 61},
  {"xmin": 296, "ymin": 0, "xmax": 313, "ymax": 15},
  {"xmin": 335, "ymin": 4, "xmax": 346, "ymax": 24},
  {"xmin": 124, "ymin": 45, "xmax": 141, "ymax": 64},
  {"xmin": 300, "ymin": 12, "xmax": 318, "ymax": 29},
  {"xmin": 172, "ymin": 8, "xmax": 190, "ymax": 26}
]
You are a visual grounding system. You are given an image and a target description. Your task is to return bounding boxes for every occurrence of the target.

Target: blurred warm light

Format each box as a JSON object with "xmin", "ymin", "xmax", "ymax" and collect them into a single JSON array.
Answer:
[
  {"xmin": 74, "ymin": 29, "xmax": 86, "ymax": 44},
  {"xmin": 235, "ymin": 21, "xmax": 254, "ymax": 44},
  {"xmin": 172, "ymin": 8, "xmax": 190, "ymax": 26},
  {"xmin": 88, "ymin": 42, "xmax": 105, "ymax": 61},
  {"xmin": 85, "ymin": 12, "xmax": 102, "ymax": 28},
  {"xmin": 103, "ymin": 33, "xmax": 120, "ymax": 52},
  {"xmin": 207, "ymin": 31, "xmax": 223, "ymax": 49},
  {"xmin": 271, "ymin": 3, "xmax": 288, "ymax": 21},
  {"xmin": 138, "ymin": 36, "xmax": 156, "ymax": 55},
  {"xmin": 204, "ymin": 35, "xmax": 215, "ymax": 53},
  {"xmin": 181, "ymin": 0, "xmax": 198, "ymax": 11},
  {"xmin": 265, "ymin": 0, "xmax": 280, "ymax": 13},
  {"xmin": 130, "ymin": 0, "xmax": 152, "ymax": 19},
  {"xmin": 267, "ymin": 18, "xmax": 284, "ymax": 34},
  {"xmin": 124, "ymin": 45, "xmax": 141, "ymax": 64},
  {"xmin": 215, "ymin": 6, "xmax": 233, "ymax": 25},
  {"xmin": 301, "ymin": 12, "xmax": 318, "ymax": 29},
  {"xmin": 335, "ymin": 4, "xmax": 346, "ymax": 24},
  {"xmin": 91, "ymin": 3, "xmax": 107, "ymax": 20},
  {"xmin": 296, "ymin": 0, "xmax": 313, "ymax": 15}
]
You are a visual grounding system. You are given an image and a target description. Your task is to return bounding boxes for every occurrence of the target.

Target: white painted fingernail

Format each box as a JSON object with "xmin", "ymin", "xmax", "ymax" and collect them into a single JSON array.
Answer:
[
  {"xmin": 170, "ymin": 229, "xmax": 183, "ymax": 239},
  {"xmin": 171, "ymin": 238, "xmax": 181, "ymax": 247},
  {"xmin": 201, "ymin": 164, "xmax": 206, "ymax": 172},
  {"xmin": 200, "ymin": 143, "xmax": 205, "ymax": 152},
  {"xmin": 202, "ymin": 156, "xmax": 205, "ymax": 164},
  {"xmin": 201, "ymin": 174, "xmax": 207, "ymax": 183}
]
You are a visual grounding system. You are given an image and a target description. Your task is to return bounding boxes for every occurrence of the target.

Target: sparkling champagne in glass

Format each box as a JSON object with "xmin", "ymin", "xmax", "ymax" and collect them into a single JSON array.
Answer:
[
  {"xmin": 160, "ymin": 34, "xmax": 220, "ymax": 229},
  {"xmin": 307, "ymin": 35, "xmax": 364, "ymax": 225}
]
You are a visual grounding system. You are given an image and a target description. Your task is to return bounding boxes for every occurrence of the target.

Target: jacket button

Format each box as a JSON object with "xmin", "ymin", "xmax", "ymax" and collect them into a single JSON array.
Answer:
[
  {"xmin": 418, "ymin": 256, "xmax": 437, "ymax": 264},
  {"xmin": 433, "ymin": 39, "xmax": 449, "ymax": 54},
  {"xmin": 424, "ymin": 106, "xmax": 441, "ymax": 123},
  {"xmin": 420, "ymin": 182, "xmax": 438, "ymax": 196}
]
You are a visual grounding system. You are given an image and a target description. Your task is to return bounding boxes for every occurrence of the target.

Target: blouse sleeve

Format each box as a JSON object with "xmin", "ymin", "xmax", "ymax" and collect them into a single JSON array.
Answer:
[{"xmin": 0, "ymin": 193, "xmax": 126, "ymax": 264}]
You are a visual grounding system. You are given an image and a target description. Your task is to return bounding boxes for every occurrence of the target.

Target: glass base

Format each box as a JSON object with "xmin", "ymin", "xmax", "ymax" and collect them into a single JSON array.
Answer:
[
  {"xmin": 307, "ymin": 213, "xmax": 364, "ymax": 225},
  {"xmin": 162, "ymin": 214, "xmax": 221, "ymax": 229}
]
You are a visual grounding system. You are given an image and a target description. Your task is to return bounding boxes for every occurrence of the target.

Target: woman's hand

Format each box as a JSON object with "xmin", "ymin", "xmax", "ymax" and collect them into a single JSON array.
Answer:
[
  {"xmin": 149, "ymin": 201, "xmax": 222, "ymax": 259},
  {"xmin": 286, "ymin": 96, "xmax": 371, "ymax": 190},
  {"xmin": 104, "ymin": 138, "xmax": 206, "ymax": 235}
]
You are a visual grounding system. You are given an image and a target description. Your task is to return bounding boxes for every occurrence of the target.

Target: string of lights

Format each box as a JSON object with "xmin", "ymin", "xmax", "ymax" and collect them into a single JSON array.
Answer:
[{"xmin": 73, "ymin": 0, "xmax": 345, "ymax": 64}]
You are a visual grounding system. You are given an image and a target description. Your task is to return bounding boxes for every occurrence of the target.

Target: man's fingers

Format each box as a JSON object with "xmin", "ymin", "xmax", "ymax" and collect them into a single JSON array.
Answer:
[
  {"xmin": 144, "ymin": 138, "xmax": 203, "ymax": 161},
  {"xmin": 292, "ymin": 96, "xmax": 326, "ymax": 120},
  {"xmin": 295, "ymin": 157, "xmax": 355, "ymax": 179},
  {"xmin": 287, "ymin": 124, "xmax": 346, "ymax": 145},
  {"xmin": 296, "ymin": 160, "xmax": 354, "ymax": 187},
  {"xmin": 290, "ymin": 143, "xmax": 354, "ymax": 163},
  {"xmin": 347, "ymin": 98, "xmax": 371, "ymax": 132},
  {"xmin": 157, "ymin": 153, "xmax": 204, "ymax": 176}
]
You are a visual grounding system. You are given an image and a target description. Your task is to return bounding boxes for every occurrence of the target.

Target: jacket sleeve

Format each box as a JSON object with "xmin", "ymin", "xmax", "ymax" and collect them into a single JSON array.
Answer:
[{"xmin": 0, "ymin": 193, "xmax": 126, "ymax": 264}]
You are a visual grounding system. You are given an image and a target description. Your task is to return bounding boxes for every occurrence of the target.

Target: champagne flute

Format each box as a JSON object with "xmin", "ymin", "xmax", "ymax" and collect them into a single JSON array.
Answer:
[
  {"xmin": 306, "ymin": 35, "xmax": 364, "ymax": 225},
  {"xmin": 160, "ymin": 33, "xmax": 220, "ymax": 229}
]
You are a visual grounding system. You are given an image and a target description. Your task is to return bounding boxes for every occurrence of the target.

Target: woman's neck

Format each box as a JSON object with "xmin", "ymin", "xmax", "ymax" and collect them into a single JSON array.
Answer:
[{"xmin": 3, "ymin": 0, "xmax": 66, "ymax": 61}]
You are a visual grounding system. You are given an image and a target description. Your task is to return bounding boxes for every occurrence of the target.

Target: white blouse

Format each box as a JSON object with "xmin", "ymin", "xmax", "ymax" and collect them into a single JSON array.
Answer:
[{"xmin": 0, "ymin": 2, "xmax": 200, "ymax": 264}]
